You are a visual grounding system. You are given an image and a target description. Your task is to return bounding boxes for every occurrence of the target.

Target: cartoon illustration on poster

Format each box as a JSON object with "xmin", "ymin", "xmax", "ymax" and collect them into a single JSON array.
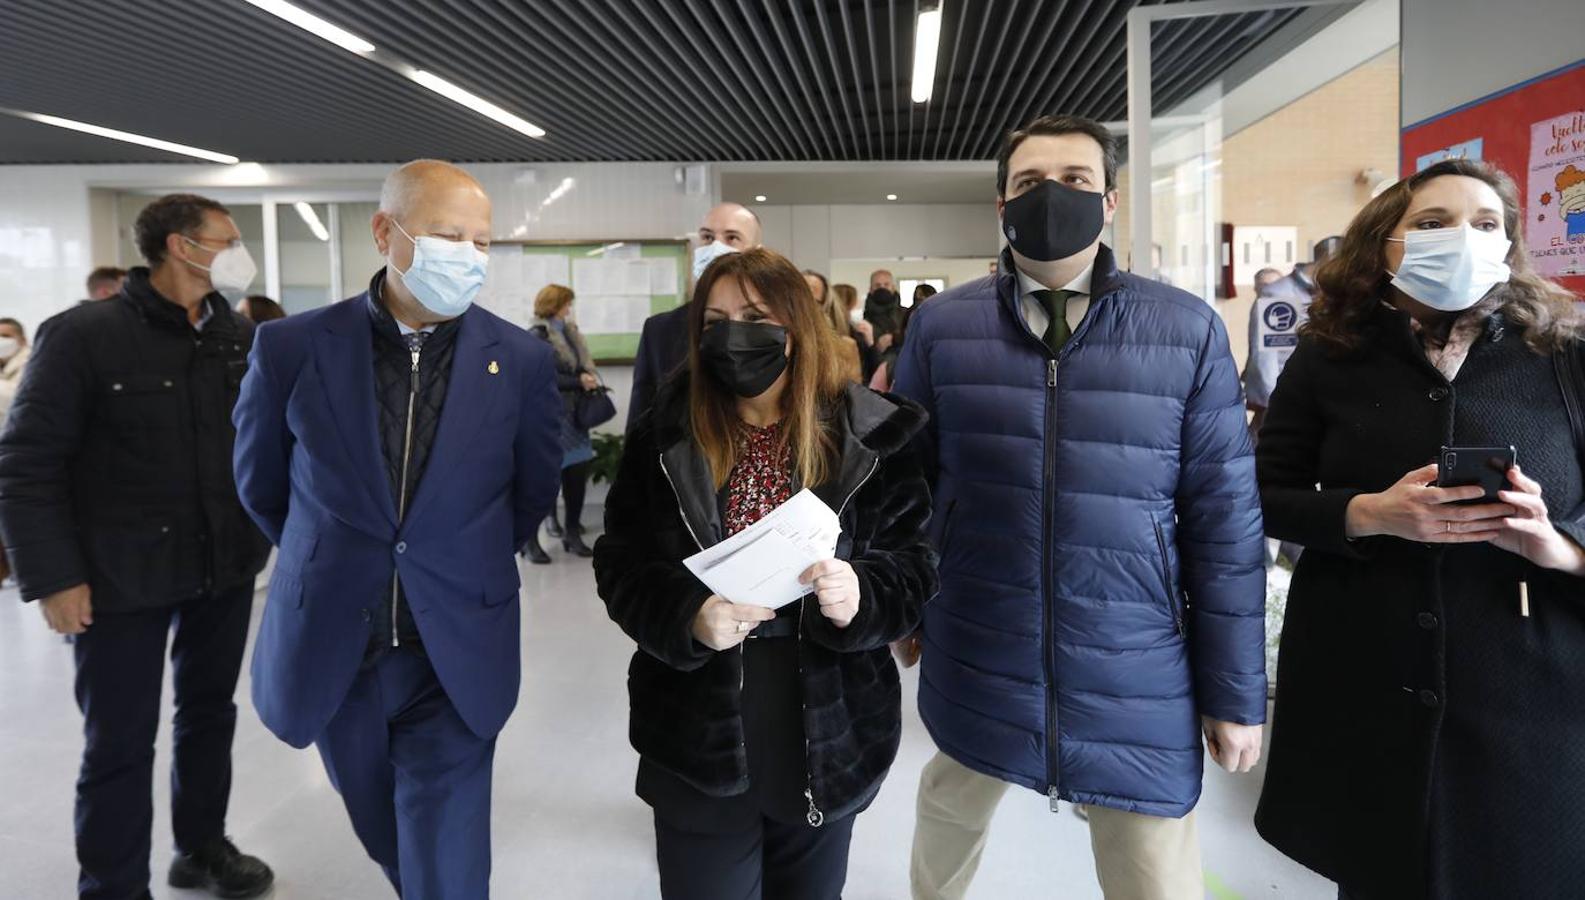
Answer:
[{"xmin": 1528, "ymin": 110, "xmax": 1585, "ymax": 277}]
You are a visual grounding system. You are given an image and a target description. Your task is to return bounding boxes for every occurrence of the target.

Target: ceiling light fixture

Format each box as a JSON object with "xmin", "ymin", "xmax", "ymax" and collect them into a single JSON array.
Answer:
[
  {"xmin": 911, "ymin": 5, "xmax": 944, "ymax": 104},
  {"xmin": 293, "ymin": 202, "xmax": 330, "ymax": 241},
  {"xmin": 12, "ymin": 110, "xmax": 239, "ymax": 164},
  {"xmin": 240, "ymin": 0, "xmax": 376, "ymax": 54},
  {"xmin": 540, "ymin": 177, "xmax": 576, "ymax": 209},
  {"xmin": 411, "ymin": 70, "xmax": 546, "ymax": 139},
  {"xmin": 886, "ymin": 193, "xmax": 899, "ymax": 201},
  {"xmin": 754, "ymin": 194, "xmax": 767, "ymax": 202}
]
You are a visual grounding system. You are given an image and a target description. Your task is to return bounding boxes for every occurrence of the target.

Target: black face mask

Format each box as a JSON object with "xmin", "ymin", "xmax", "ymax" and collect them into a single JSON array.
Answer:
[
  {"xmin": 698, "ymin": 320, "xmax": 790, "ymax": 398},
  {"xmin": 1000, "ymin": 179, "xmax": 1106, "ymax": 262}
]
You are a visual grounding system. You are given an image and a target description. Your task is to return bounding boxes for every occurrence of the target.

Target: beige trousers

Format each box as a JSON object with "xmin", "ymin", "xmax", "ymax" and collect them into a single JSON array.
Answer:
[{"xmin": 910, "ymin": 751, "xmax": 1203, "ymax": 900}]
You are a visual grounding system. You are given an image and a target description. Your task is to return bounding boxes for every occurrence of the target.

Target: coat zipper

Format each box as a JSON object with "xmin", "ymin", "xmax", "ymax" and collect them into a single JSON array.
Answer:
[
  {"xmin": 1152, "ymin": 518, "xmax": 1187, "ymax": 638},
  {"xmin": 1043, "ymin": 357, "xmax": 1061, "ymax": 812},
  {"xmin": 390, "ymin": 345, "xmax": 421, "ymax": 648},
  {"xmin": 798, "ymin": 452, "xmax": 882, "ymax": 829}
]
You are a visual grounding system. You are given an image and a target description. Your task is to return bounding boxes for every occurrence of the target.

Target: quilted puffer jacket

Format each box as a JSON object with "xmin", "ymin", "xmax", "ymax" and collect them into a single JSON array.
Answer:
[{"xmin": 892, "ymin": 245, "xmax": 1266, "ymax": 818}]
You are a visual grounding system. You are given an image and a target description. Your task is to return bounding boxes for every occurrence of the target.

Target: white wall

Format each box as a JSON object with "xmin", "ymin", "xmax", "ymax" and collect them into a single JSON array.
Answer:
[
  {"xmin": 0, "ymin": 161, "xmax": 712, "ymax": 335},
  {"xmin": 755, "ymin": 203, "xmax": 1001, "ymax": 276},
  {"xmin": 1401, "ymin": 0, "xmax": 1585, "ymax": 126}
]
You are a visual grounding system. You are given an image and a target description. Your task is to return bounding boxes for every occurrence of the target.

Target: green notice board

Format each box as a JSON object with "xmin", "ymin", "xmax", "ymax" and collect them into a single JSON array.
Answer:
[{"xmin": 479, "ymin": 239, "xmax": 688, "ymax": 364}]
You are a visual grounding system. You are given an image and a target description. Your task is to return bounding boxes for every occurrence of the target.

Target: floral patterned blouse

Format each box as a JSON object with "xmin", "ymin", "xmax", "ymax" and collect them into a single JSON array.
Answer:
[{"xmin": 724, "ymin": 420, "xmax": 795, "ymax": 537}]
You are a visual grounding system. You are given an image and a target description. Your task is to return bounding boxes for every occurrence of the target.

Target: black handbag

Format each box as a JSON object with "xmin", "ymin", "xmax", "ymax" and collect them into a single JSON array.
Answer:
[{"xmin": 573, "ymin": 383, "xmax": 617, "ymax": 430}]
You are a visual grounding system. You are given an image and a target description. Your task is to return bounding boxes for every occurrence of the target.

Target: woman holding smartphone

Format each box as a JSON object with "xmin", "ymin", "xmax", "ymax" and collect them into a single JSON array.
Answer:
[
  {"xmin": 593, "ymin": 248, "xmax": 935, "ymax": 900},
  {"xmin": 1255, "ymin": 158, "xmax": 1585, "ymax": 899}
]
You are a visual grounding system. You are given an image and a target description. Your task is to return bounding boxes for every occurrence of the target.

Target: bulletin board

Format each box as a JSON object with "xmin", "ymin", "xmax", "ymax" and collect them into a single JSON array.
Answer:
[
  {"xmin": 1401, "ymin": 58, "xmax": 1585, "ymax": 296},
  {"xmin": 477, "ymin": 239, "xmax": 688, "ymax": 363}
]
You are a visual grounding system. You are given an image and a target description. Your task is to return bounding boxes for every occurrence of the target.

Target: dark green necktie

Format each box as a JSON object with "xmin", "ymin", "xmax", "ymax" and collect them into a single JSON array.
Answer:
[{"xmin": 1034, "ymin": 289, "xmax": 1078, "ymax": 351}]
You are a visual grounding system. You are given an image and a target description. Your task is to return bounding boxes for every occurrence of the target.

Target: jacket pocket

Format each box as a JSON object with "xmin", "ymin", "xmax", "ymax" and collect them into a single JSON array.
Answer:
[{"xmin": 1151, "ymin": 516, "xmax": 1187, "ymax": 638}]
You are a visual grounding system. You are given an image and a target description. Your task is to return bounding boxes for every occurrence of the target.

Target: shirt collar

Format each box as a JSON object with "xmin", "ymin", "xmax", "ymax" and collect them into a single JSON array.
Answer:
[{"xmin": 1015, "ymin": 259, "xmax": 1095, "ymax": 298}]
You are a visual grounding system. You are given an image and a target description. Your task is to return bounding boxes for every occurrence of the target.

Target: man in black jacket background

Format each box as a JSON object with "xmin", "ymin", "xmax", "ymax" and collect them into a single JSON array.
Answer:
[
  {"xmin": 626, "ymin": 202, "xmax": 762, "ymax": 432},
  {"xmin": 0, "ymin": 194, "xmax": 274, "ymax": 900}
]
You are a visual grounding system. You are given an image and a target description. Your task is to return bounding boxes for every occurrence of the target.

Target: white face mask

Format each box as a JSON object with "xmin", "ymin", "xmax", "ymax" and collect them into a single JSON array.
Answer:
[
  {"xmin": 692, "ymin": 240, "xmax": 739, "ymax": 280},
  {"xmin": 1386, "ymin": 224, "xmax": 1511, "ymax": 313},
  {"xmin": 0, "ymin": 338, "xmax": 18, "ymax": 361},
  {"xmin": 183, "ymin": 237, "xmax": 258, "ymax": 294},
  {"xmin": 848, "ymin": 306, "xmax": 864, "ymax": 325}
]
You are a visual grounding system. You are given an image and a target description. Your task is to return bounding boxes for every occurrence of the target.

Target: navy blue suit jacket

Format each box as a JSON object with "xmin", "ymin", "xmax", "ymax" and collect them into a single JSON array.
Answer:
[{"xmin": 233, "ymin": 294, "xmax": 562, "ymax": 748}]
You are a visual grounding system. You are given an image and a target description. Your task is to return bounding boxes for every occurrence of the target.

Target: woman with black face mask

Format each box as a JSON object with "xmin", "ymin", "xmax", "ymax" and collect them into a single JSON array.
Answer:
[{"xmin": 593, "ymin": 248, "xmax": 937, "ymax": 900}]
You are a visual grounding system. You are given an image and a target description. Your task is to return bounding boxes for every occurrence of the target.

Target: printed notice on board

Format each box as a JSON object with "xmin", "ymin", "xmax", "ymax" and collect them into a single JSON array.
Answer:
[{"xmin": 1528, "ymin": 110, "xmax": 1585, "ymax": 278}]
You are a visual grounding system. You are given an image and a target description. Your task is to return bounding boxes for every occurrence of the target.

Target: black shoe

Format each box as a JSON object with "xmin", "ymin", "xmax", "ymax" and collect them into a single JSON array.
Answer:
[
  {"xmin": 525, "ymin": 540, "xmax": 552, "ymax": 565},
  {"xmin": 169, "ymin": 837, "xmax": 274, "ymax": 899},
  {"xmin": 562, "ymin": 533, "xmax": 594, "ymax": 558},
  {"xmin": 545, "ymin": 513, "xmax": 563, "ymax": 539}
]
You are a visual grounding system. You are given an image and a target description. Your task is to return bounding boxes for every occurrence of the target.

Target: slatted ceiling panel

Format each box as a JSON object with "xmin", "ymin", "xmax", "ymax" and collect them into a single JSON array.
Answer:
[{"xmin": 0, "ymin": 0, "xmax": 1309, "ymax": 165}]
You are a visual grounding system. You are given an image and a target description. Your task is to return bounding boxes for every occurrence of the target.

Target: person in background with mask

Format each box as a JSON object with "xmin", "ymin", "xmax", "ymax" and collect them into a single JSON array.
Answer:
[
  {"xmin": 1245, "ymin": 238, "xmax": 1342, "ymax": 438},
  {"xmin": 894, "ymin": 114, "xmax": 1267, "ymax": 900},
  {"xmin": 527, "ymin": 283, "xmax": 601, "ymax": 564},
  {"xmin": 594, "ymin": 247, "xmax": 936, "ymax": 900},
  {"xmin": 235, "ymin": 294, "xmax": 286, "ymax": 325},
  {"xmin": 833, "ymin": 282, "xmax": 880, "ymax": 380},
  {"xmin": 628, "ymin": 203, "xmax": 763, "ymax": 432},
  {"xmin": 869, "ymin": 268, "xmax": 897, "ymax": 295},
  {"xmin": 83, "ymin": 266, "xmax": 127, "ymax": 303},
  {"xmin": 0, "ymin": 193, "xmax": 273, "ymax": 900},
  {"xmin": 0, "ymin": 317, "xmax": 31, "ymax": 425},
  {"xmin": 1255, "ymin": 159, "xmax": 1585, "ymax": 900},
  {"xmin": 232, "ymin": 160, "xmax": 562, "ymax": 898},
  {"xmin": 803, "ymin": 269, "xmax": 863, "ymax": 383},
  {"xmin": 912, "ymin": 283, "xmax": 939, "ymax": 307}
]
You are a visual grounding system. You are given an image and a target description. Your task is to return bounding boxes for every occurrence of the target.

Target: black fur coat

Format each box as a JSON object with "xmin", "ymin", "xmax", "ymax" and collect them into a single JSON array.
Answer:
[{"xmin": 593, "ymin": 376, "xmax": 937, "ymax": 823}]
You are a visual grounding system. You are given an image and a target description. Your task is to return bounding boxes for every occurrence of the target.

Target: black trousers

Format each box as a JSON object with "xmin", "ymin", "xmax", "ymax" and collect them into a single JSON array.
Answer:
[
  {"xmin": 653, "ymin": 810, "xmax": 856, "ymax": 900},
  {"xmin": 72, "ymin": 583, "xmax": 254, "ymax": 900},
  {"xmin": 561, "ymin": 460, "xmax": 592, "ymax": 533}
]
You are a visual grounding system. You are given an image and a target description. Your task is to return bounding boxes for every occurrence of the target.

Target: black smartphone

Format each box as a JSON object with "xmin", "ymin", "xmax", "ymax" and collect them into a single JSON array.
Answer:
[{"xmin": 1438, "ymin": 445, "xmax": 1516, "ymax": 503}]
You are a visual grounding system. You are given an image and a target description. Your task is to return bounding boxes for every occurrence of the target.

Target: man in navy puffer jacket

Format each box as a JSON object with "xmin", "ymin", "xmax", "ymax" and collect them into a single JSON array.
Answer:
[{"xmin": 894, "ymin": 115, "xmax": 1267, "ymax": 900}]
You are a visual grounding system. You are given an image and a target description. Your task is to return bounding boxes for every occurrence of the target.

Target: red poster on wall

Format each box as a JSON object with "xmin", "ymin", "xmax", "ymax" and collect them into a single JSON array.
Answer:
[{"xmin": 1402, "ymin": 59, "xmax": 1585, "ymax": 296}]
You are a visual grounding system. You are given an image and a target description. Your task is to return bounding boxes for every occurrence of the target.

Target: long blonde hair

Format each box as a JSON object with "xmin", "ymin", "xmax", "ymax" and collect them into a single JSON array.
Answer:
[{"xmin": 689, "ymin": 249, "xmax": 849, "ymax": 489}]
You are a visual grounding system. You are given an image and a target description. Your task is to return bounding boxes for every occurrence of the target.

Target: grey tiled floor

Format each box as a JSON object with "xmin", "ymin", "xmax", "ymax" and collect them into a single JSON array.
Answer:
[{"xmin": 0, "ymin": 539, "xmax": 1332, "ymax": 899}]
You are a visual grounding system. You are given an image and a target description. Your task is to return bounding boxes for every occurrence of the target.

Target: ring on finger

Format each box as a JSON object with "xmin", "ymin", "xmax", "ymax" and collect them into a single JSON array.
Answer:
[
  {"xmin": 1446, "ymin": 521, "xmax": 1453, "ymax": 534},
  {"xmin": 737, "ymin": 620, "xmax": 751, "ymax": 634}
]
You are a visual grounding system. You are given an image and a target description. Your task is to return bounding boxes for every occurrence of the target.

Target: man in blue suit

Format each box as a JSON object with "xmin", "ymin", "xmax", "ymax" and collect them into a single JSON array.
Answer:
[{"xmin": 233, "ymin": 160, "xmax": 562, "ymax": 898}]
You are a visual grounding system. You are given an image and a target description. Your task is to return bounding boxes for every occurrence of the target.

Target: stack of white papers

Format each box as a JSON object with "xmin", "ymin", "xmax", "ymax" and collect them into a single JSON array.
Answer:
[{"xmin": 683, "ymin": 490, "xmax": 842, "ymax": 609}]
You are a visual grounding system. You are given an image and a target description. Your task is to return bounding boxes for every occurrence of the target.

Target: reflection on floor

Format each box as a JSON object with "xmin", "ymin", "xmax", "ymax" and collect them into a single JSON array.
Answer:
[{"xmin": 0, "ymin": 538, "xmax": 1332, "ymax": 899}]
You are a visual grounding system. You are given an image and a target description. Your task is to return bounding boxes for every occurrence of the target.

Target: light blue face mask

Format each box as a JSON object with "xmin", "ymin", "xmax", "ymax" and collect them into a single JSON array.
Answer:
[
  {"xmin": 692, "ymin": 240, "xmax": 739, "ymax": 281},
  {"xmin": 1386, "ymin": 223, "xmax": 1511, "ymax": 313},
  {"xmin": 391, "ymin": 220, "xmax": 489, "ymax": 318}
]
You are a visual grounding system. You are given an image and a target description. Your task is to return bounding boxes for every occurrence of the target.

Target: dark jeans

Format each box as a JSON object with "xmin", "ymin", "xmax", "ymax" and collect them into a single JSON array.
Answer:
[
  {"xmin": 316, "ymin": 649, "xmax": 496, "ymax": 900},
  {"xmin": 653, "ymin": 809, "xmax": 856, "ymax": 900},
  {"xmin": 562, "ymin": 460, "xmax": 592, "ymax": 533},
  {"xmin": 73, "ymin": 583, "xmax": 254, "ymax": 900}
]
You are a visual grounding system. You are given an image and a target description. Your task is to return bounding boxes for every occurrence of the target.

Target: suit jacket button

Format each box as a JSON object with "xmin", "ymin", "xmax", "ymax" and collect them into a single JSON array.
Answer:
[
  {"xmin": 1417, "ymin": 612, "xmax": 1439, "ymax": 630},
  {"xmin": 1429, "ymin": 387, "xmax": 1449, "ymax": 401},
  {"xmin": 1419, "ymin": 689, "xmax": 1441, "ymax": 708},
  {"xmin": 361, "ymin": 609, "xmax": 372, "ymax": 623},
  {"xmin": 395, "ymin": 541, "xmax": 407, "ymax": 554}
]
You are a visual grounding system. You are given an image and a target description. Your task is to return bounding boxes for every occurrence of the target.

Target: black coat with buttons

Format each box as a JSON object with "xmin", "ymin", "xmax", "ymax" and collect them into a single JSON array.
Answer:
[
  {"xmin": 0, "ymin": 268, "xmax": 269, "ymax": 611},
  {"xmin": 1253, "ymin": 301, "xmax": 1585, "ymax": 899}
]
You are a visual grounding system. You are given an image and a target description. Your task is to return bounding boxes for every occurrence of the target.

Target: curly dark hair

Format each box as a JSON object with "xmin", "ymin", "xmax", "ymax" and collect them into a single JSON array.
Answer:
[{"xmin": 1305, "ymin": 158, "xmax": 1581, "ymax": 354}]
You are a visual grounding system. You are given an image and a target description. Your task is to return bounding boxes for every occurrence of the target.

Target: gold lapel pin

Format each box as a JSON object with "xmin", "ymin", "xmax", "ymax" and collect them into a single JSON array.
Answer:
[{"xmin": 488, "ymin": 361, "xmax": 500, "ymax": 375}]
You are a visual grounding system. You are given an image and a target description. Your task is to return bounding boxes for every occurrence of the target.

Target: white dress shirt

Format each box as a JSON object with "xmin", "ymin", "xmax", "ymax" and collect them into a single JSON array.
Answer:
[{"xmin": 1015, "ymin": 261, "xmax": 1095, "ymax": 339}]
